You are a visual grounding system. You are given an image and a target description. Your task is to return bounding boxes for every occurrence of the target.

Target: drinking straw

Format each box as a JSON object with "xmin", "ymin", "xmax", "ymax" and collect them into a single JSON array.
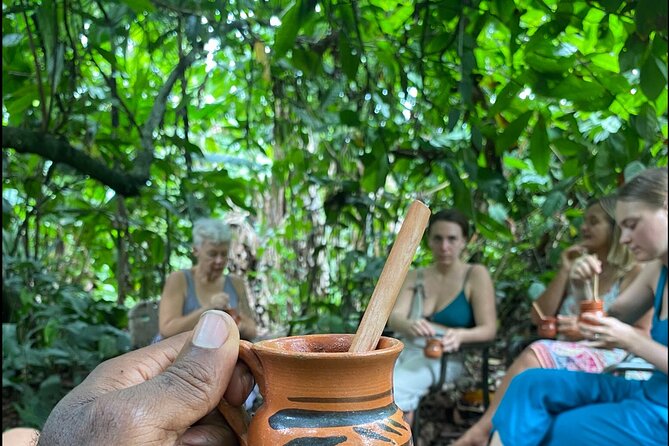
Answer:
[
  {"xmin": 532, "ymin": 301, "xmax": 547, "ymax": 320},
  {"xmin": 349, "ymin": 200, "xmax": 431, "ymax": 353}
]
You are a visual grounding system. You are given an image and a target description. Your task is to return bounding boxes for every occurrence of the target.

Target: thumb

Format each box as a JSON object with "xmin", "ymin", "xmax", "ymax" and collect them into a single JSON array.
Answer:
[{"xmin": 118, "ymin": 310, "xmax": 240, "ymax": 435}]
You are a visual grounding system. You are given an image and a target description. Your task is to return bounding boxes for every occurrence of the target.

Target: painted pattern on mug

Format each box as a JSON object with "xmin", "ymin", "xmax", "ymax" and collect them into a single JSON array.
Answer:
[{"xmin": 262, "ymin": 391, "xmax": 412, "ymax": 445}]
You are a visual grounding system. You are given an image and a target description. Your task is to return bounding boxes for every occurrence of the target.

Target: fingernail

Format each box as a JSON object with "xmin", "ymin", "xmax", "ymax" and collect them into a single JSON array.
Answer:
[{"xmin": 193, "ymin": 310, "xmax": 230, "ymax": 349}]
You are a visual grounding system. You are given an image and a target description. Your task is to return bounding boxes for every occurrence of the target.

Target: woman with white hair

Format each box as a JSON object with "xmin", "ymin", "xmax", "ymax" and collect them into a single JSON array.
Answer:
[{"xmin": 157, "ymin": 217, "xmax": 257, "ymax": 341}]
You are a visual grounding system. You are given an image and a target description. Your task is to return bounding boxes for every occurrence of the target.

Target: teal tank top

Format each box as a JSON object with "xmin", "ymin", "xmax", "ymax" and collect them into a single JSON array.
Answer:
[
  {"xmin": 182, "ymin": 269, "xmax": 239, "ymax": 315},
  {"xmin": 427, "ymin": 266, "xmax": 476, "ymax": 328},
  {"xmin": 642, "ymin": 265, "xmax": 667, "ymax": 407}
]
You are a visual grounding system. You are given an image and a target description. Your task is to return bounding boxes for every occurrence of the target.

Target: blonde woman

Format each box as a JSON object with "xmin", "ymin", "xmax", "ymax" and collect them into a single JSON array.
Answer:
[
  {"xmin": 491, "ymin": 167, "xmax": 667, "ymax": 446},
  {"xmin": 455, "ymin": 196, "xmax": 651, "ymax": 446}
]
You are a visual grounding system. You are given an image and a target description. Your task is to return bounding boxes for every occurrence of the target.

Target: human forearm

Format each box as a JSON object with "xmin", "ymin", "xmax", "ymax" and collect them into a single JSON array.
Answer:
[
  {"xmin": 388, "ymin": 313, "xmax": 413, "ymax": 336},
  {"xmin": 624, "ymin": 331, "xmax": 668, "ymax": 374},
  {"xmin": 452, "ymin": 325, "xmax": 496, "ymax": 345},
  {"xmin": 430, "ymin": 321, "xmax": 496, "ymax": 344},
  {"xmin": 160, "ymin": 308, "xmax": 207, "ymax": 338}
]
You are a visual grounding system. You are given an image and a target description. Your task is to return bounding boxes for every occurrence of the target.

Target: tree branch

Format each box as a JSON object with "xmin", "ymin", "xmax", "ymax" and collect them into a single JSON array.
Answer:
[
  {"xmin": 2, "ymin": 126, "xmax": 147, "ymax": 196},
  {"xmin": 1, "ymin": 50, "xmax": 201, "ymax": 197},
  {"xmin": 136, "ymin": 49, "xmax": 198, "ymax": 175}
]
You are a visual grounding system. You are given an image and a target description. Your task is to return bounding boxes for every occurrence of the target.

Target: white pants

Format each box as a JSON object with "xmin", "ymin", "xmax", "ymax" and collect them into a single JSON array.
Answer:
[{"xmin": 393, "ymin": 340, "xmax": 465, "ymax": 412}]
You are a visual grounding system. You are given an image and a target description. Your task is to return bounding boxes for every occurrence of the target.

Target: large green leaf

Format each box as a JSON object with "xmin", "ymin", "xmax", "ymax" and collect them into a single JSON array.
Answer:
[
  {"xmin": 640, "ymin": 54, "xmax": 668, "ymax": 101},
  {"xmin": 529, "ymin": 115, "xmax": 550, "ymax": 176},
  {"xmin": 120, "ymin": 0, "xmax": 155, "ymax": 14},
  {"xmin": 631, "ymin": 103, "xmax": 659, "ymax": 140},
  {"xmin": 496, "ymin": 111, "xmax": 533, "ymax": 154},
  {"xmin": 541, "ymin": 191, "xmax": 567, "ymax": 217},
  {"xmin": 339, "ymin": 34, "xmax": 359, "ymax": 80},
  {"xmin": 635, "ymin": 0, "xmax": 668, "ymax": 37},
  {"xmin": 273, "ymin": 0, "xmax": 317, "ymax": 59},
  {"xmin": 550, "ymin": 77, "xmax": 612, "ymax": 111}
]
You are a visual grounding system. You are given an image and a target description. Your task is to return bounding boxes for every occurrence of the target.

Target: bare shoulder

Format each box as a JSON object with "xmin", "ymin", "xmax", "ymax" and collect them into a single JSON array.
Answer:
[
  {"xmin": 161, "ymin": 270, "xmax": 187, "ymax": 303},
  {"xmin": 620, "ymin": 263, "xmax": 643, "ymax": 289},
  {"xmin": 164, "ymin": 270, "xmax": 187, "ymax": 287},
  {"xmin": 468, "ymin": 263, "xmax": 492, "ymax": 279},
  {"xmin": 643, "ymin": 260, "xmax": 666, "ymax": 288}
]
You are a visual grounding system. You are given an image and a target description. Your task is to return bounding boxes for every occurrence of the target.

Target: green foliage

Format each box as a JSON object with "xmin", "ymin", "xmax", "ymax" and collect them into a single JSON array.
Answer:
[
  {"xmin": 2, "ymin": 255, "xmax": 130, "ymax": 428},
  {"xmin": 1, "ymin": 1, "xmax": 668, "ymax": 426}
]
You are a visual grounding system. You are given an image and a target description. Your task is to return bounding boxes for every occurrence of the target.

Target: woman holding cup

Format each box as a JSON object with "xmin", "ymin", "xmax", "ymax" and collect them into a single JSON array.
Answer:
[
  {"xmin": 388, "ymin": 209, "xmax": 497, "ymax": 423},
  {"xmin": 454, "ymin": 195, "xmax": 650, "ymax": 446},
  {"xmin": 490, "ymin": 166, "xmax": 667, "ymax": 445},
  {"xmin": 156, "ymin": 217, "xmax": 257, "ymax": 342}
]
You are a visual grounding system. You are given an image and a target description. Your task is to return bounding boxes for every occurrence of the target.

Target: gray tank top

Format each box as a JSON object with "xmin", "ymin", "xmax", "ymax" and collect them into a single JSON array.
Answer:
[
  {"xmin": 182, "ymin": 269, "xmax": 239, "ymax": 314},
  {"xmin": 153, "ymin": 270, "xmax": 240, "ymax": 343}
]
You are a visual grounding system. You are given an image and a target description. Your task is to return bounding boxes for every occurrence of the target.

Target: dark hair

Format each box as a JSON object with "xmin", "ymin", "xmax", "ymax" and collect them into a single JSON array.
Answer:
[
  {"xmin": 617, "ymin": 167, "xmax": 668, "ymax": 208},
  {"xmin": 428, "ymin": 209, "xmax": 470, "ymax": 239}
]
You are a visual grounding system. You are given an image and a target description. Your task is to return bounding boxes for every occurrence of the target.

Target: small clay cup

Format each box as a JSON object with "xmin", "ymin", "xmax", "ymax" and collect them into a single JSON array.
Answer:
[
  {"xmin": 579, "ymin": 300, "xmax": 606, "ymax": 326},
  {"xmin": 537, "ymin": 317, "xmax": 557, "ymax": 339},
  {"xmin": 424, "ymin": 337, "xmax": 443, "ymax": 358},
  {"xmin": 218, "ymin": 334, "xmax": 412, "ymax": 446}
]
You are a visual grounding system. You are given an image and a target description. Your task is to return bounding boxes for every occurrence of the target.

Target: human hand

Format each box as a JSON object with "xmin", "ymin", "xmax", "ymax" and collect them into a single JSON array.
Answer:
[
  {"xmin": 569, "ymin": 254, "xmax": 602, "ymax": 284},
  {"xmin": 440, "ymin": 329, "xmax": 462, "ymax": 353},
  {"xmin": 210, "ymin": 292, "xmax": 231, "ymax": 310},
  {"xmin": 560, "ymin": 245, "xmax": 586, "ymax": 271},
  {"xmin": 39, "ymin": 310, "xmax": 253, "ymax": 446},
  {"xmin": 407, "ymin": 318, "xmax": 436, "ymax": 338},
  {"xmin": 578, "ymin": 314, "xmax": 637, "ymax": 350},
  {"xmin": 556, "ymin": 315, "xmax": 582, "ymax": 340}
]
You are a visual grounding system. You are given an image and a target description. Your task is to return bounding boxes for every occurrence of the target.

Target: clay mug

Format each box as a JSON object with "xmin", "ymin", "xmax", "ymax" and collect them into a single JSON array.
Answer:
[
  {"xmin": 218, "ymin": 333, "xmax": 413, "ymax": 446},
  {"xmin": 537, "ymin": 317, "xmax": 557, "ymax": 339},
  {"xmin": 424, "ymin": 337, "xmax": 443, "ymax": 359},
  {"xmin": 579, "ymin": 300, "xmax": 606, "ymax": 326}
]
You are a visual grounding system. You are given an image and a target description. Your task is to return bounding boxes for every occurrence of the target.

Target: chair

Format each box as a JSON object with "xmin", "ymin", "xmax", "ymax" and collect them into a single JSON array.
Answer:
[
  {"xmin": 128, "ymin": 299, "xmax": 160, "ymax": 349},
  {"xmin": 412, "ymin": 340, "xmax": 495, "ymax": 443},
  {"xmin": 602, "ymin": 353, "xmax": 655, "ymax": 379}
]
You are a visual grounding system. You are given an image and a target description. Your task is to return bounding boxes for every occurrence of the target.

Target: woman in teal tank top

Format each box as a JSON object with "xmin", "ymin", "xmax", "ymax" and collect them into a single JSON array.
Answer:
[
  {"xmin": 388, "ymin": 209, "xmax": 497, "ymax": 423},
  {"xmin": 491, "ymin": 167, "xmax": 668, "ymax": 446}
]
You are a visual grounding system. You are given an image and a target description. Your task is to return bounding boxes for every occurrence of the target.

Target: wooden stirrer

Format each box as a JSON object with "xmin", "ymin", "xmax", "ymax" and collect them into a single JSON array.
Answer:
[
  {"xmin": 532, "ymin": 301, "xmax": 547, "ymax": 320},
  {"xmin": 349, "ymin": 200, "xmax": 431, "ymax": 353},
  {"xmin": 592, "ymin": 254, "xmax": 599, "ymax": 302}
]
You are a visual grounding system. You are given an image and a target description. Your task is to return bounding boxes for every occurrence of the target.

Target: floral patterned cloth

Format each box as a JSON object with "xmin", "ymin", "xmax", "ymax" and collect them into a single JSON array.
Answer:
[{"xmin": 530, "ymin": 340, "xmax": 628, "ymax": 372}]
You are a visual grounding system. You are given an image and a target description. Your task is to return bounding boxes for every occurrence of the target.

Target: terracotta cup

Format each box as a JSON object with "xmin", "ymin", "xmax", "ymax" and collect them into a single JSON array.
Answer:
[
  {"xmin": 579, "ymin": 300, "xmax": 606, "ymax": 326},
  {"xmin": 218, "ymin": 334, "xmax": 412, "ymax": 446},
  {"xmin": 424, "ymin": 337, "xmax": 443, "ymax": 358},
  {"xmin": 537, "ymin": 317, "xmax": 557, "ymax": 339}
]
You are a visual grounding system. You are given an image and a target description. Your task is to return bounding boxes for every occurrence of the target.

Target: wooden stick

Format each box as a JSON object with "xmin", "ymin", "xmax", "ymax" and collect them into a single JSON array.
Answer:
[
  {"xmin": 592, "ymin": 254, "xmax": 599, "ymax": 302},
  {"xmin": 349, "ymin": 200, "xmax": 431, "ymax": 353},
  {"xmin": 584, "ymin": 280, "xmax": 594, "ymax": 301},
  {"xmin": 532, "ymin": 301, "xmax": 546, "ymax": 320}
]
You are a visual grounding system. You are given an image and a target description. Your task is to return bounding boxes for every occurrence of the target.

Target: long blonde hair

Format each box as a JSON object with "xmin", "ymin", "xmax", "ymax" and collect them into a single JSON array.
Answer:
[{"xmin": 598, "ymin": 195, "xmax": 635, "ymax": 275}]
